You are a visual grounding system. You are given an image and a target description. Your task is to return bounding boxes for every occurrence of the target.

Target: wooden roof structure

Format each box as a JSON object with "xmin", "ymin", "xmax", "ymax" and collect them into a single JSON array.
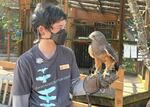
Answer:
[
  {"xmin": 19, "ymin": 0, "xmax": 146, "ymax": 17},
  {"xmin": 5, "ymin": 0, "xmax": 146, "ymax": 16},
  {"xmin": 68, "ymin": 0, "xmax": 146, "ymax": 16}
]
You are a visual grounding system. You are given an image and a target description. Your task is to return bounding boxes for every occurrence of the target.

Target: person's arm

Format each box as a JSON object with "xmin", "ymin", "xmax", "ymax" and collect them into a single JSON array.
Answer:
[
  {"xmin": 12, "ymin": 56, "xmax": 32, "ymax": 106},
  {"xmin": 13, "ymin": 94, "xmax": 30, "ymax": 107},
  {"xmin": 69, "ymin": 50, "xmax": 86, "ymax": 96},
  {"xmin": 72, "ymin": 78, "xmax": 85, "ymax": 96}
]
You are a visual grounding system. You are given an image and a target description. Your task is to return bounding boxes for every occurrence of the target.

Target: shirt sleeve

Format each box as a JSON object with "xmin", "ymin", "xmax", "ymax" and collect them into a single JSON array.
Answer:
[
  {"xmin": 69, "ymin": 50, "xmax": 83, "ymax": 94},
  {"xmin": 70, "ymin": 50, "xmax": 80, "ymax": 85},
  {"xmin": 73, "ymin": 79, "xmax": 86, "ymax": 96},
  {"xmin": 13, "ymin": 94, "xmax": 30, "ymax": 107},
  {"xmin": 12, "ymin": 57, "xmax": 32, "ymax": 95}
]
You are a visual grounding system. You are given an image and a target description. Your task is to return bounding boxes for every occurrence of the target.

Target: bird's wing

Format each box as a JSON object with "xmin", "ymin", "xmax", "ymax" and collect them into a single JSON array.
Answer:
[{"xmin": 104, "ymin": 44, "xmax": 119, "ymax": 62}]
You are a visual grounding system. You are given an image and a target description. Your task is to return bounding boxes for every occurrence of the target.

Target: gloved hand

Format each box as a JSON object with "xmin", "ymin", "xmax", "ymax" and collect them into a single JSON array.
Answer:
[
  {"xmin": 99, "ymin": 69, "xmax": 118, "ymax": 88},
  {"xmin": 83, "ymin": 70, "xmax": 118, "ymax": 94}
]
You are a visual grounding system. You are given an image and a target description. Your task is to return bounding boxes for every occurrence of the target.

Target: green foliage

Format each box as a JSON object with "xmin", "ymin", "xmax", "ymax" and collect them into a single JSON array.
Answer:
[
  {"xmin": 122, "ymin": 58, "xmax": 136, "ymax": 74},
  {"xmin": 124, "ymin": 18, "xmax": 138, "ymax": 41},
  {"xmin": 0, "ymin": 0, "xmax": 21, "ymax": 55},
  {"xmin": 0, "ymin": 0, "xmax": 21, "ymax": 40}
]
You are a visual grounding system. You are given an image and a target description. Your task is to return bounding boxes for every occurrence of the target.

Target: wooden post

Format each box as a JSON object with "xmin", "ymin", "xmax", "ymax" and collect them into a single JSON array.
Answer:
[
  {"xmin": 118, "ymin": 0, "xmax": 125, "ymax": 64},
  {"xmin": 19, "ymin": 0, "xmax": 32, "ymax": 54},
  {"xmin": 7, "ymin": 31, "xmax": 10, "ymax": 61},
  {"xmin": 144, "ymin": 3, "xmax": 150, "ymax": 90},
  {"xmin": 64, "ymin": 0, "xmax": 68, "ymax": 15},
  {"xmin": 111, "ymin": 67, "xmax": 124, "ymax": 107},
  {"xmin": 64, "ymin": 0, "xmax": 75, "ymax": 48},
  {"xmin": 144, "ymin": 68, "xmax": 150, "ymax": 90}
]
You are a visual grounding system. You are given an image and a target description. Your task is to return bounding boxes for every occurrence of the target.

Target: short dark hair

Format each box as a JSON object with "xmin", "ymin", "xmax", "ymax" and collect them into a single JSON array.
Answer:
[{"xmin": 31, "ymin": 3, "xmax": 67, "ymax": 34}]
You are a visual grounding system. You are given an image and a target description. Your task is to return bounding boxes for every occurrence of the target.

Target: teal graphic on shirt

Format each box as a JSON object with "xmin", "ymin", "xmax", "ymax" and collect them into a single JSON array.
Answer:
[
  {"xmin": 40, "ymin": 103, "xmax": 56, "ymax": 107},
  {"xmin": 38, "ymin": 86, "xmax": 56, "ymax": 96},
  {"xmin": 39, "ymin": 95, "xmax": 56, "ymax": 103},
  {"xmin": 36, "ymin": 74, "xmax": 51, "ymax": 83},
  {"xmin": 37, "ymin": 68, "xmax": 48, "ymax": 74},
  {"xmin": 38, "ymin": 86, "xmax": 56, "ymax": 106}
]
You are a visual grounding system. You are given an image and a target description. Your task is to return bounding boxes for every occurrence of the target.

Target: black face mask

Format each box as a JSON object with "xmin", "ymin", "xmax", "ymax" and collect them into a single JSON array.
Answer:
[{"xmin": 50, "ymin": 29, "xmax": 67, "ymax": 45}]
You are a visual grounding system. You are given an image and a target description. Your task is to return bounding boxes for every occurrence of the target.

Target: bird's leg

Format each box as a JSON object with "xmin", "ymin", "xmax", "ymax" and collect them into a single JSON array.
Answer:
[
  {"xmin": 94, "ymin": 57, "xmax": 102, "ymax": 74},
  {"xmin": 103, "ymin": 56, "xmax": 115, "ymax": 78}
]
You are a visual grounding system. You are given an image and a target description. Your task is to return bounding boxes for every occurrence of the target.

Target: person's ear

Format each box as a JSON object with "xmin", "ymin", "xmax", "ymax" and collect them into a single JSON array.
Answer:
[{"xmin": 38, "ymin": 26, "xmax": 46, "ymax": 35}]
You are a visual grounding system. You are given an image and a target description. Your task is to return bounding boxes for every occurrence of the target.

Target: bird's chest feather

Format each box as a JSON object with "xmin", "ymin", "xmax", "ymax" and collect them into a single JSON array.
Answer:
[{"xmin": 91, "ymin": 43, "xmax": 105, "ymax": 56}]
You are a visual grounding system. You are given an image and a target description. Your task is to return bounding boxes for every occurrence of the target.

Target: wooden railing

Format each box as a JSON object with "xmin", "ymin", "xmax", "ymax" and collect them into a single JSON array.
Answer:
[
  {"xmin": 0, "ymin": 60, "xmax": 15, "ymax": 106},
  {"xmin": 0, "ymin": 61, "xmax": 16, "ymax": 70}
]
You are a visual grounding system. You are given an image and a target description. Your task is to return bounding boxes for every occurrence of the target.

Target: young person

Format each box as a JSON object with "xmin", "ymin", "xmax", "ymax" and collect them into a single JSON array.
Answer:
[{"xmin": 12, "ymin": 3, "xmax": 117, "ymax": 107}]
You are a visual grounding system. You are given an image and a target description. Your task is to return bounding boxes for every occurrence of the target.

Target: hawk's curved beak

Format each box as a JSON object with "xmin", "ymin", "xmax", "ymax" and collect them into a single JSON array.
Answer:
[
  {"xmin": 88, "ymin": 34, "xmax": 93, "ymax": 40},
  {"xmin": 88, "ymin": 36, "xmax": 92, "ymax": 43}
]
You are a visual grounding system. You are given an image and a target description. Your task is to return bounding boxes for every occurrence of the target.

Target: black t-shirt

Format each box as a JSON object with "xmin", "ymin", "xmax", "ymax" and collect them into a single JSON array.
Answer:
[{"xmin": 12, "ymin": 45, "xmax": 80, "ymax": 107}]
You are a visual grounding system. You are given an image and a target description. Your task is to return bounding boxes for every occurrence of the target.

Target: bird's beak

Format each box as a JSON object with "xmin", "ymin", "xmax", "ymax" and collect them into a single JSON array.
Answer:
[
  {"xmin": 88, "ymin": 39, "xmax": 92, "ymax": 43},
  {"xmin": 88, "ymin": 34, "xmax": 92, "ymax": 39},
  {"xmin": 88, "ymin": 34, "xmax": 93, "ymax": 40},
  {"xmin": 88, "ymin": 35, "xmax": 92, "ymax": 43}
]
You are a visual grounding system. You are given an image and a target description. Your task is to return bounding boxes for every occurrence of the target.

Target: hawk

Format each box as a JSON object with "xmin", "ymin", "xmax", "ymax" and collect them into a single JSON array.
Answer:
[{"xmin": 88, "ymin": 31, "xmax": 119, "ymax": 77}]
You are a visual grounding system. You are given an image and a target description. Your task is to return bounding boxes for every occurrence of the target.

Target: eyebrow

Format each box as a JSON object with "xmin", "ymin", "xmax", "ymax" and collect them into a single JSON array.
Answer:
[{"xmin": 55, "ymin": 25, "xmax": 65, "ymax": 29}]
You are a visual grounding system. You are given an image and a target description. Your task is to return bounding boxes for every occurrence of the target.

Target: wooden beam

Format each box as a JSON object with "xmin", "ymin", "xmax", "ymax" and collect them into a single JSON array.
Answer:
[
  {"xmin": 76, "ymin": 0, "xmax": 88, "ymax": 11},
  {"xmin": 103, "ymin": 9, "xmax": 130, "ymax": 16},
  {"xmin": 70, "ymin": 0, "xmax": 146, "ymax": 6},
  {"xmin": 70, "ymin": 0, "xmax": 98, "ymax": 5},
  {"xmin": 0, "ymin": 61, "xmax": 16, "ymax": 70},
  {"xmin": 69, "ymin": 1, "xmax": 97, "ymax": 9},
  {"xmin": 70, "ymin": 3, "xmax": 131, "ymax": 16},
  {"xmin": 71, "ymin": 4, "xmax": 130, "ymax": 16},
  {"xmin": 137, "ymin": 0, "xmax": 146, "ymax": 6},
  {"xmin": 71, "ymin": 8, "xmax": 118, "ymax": 22},
  {"xmin": 70, "ymin": 4, "xmax": 96, "ymax": 11},
  {"xmin": 97, "ymin": 0, "xmax": 103, "ymax": 13},
  {"xmin": 64, "ymin": 0, "xmax": 68, "ymax": 14},
  {"xmin": 72, "ymin": 101, "xmax": 97, "ymax": 107}
]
